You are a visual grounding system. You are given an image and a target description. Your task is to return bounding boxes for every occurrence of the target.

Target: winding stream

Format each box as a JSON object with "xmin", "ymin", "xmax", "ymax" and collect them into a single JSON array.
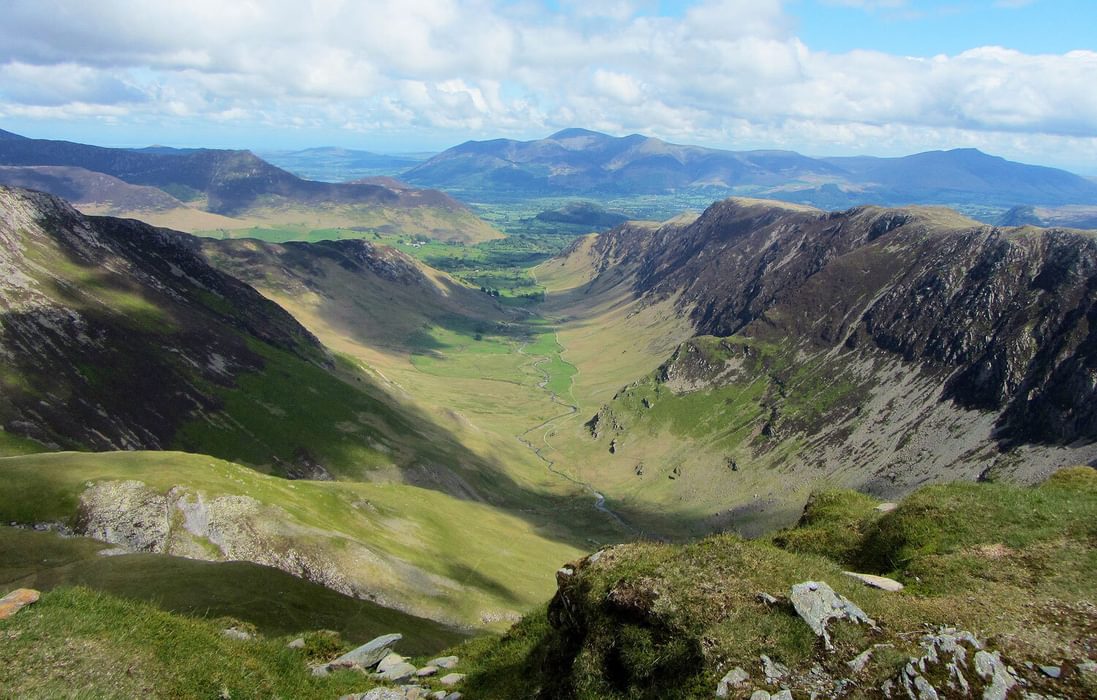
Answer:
[{"xmin": 516, "ymin": 332, "xmax": 635, "ymax": 534}]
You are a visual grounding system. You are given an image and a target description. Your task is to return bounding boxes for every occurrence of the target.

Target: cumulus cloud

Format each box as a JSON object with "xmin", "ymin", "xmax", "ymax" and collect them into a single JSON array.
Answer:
[{"xmin": 0, "ymin": 0, "xmax": 1094, "ymax": 168}]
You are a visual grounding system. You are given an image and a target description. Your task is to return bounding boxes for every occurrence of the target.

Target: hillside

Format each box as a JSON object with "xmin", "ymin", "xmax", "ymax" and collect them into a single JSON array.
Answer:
[
  {"xmin": 458, "ymin": 469, "xmax": 1097, "ymax": 698},
  {"xmin": 402, "ymin": 129, "xmax": 1097, "ymax": 210},
  {"xmin": 530, "ymin": 198, "xmax": 1097, "ymax": 536},
  {"xmin": 0, "ymin": 129, "xmax": 498, "ymax": 242}
]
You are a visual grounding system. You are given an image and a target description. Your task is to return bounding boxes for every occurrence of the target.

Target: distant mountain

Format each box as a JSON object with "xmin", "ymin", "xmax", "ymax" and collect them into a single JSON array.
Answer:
[
  {"xmin": 402, "ymin": 128, "xmax": 845, "ymax": 198},
  {"xmin": 997, "ymin": 204, "xmax": 1097, "ymax": 230},
  {"xmin": 262, "ymin": 146, "xmax": 428, "ymax": 183},
  {"xmin": 0, "ymin": 130, "xmax": 498, "ymax": 242},
  {"xmin": 535, "ymin": 200, "xmax": 629, "ymax": 228},
  {"xmin": 403, "ymin": 129, "xmax": 1097, "ymax": 209},
  {"xmin": 0, "ymin": 165, "xmax": 183, "ymax": 210},
  {"xmin": 822, "ymin": 149, "xmax": 1097, "ymax": 206}
]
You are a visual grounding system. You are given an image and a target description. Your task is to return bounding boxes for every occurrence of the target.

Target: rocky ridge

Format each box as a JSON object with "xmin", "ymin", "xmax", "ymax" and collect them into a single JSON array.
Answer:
[
  {"xmin": 0, "ymin": 186, "xmax": 321, "ymax": 452},
  {"xmin": 569, "ymin": 198, "xmax": 1097, "ymax": 498}
]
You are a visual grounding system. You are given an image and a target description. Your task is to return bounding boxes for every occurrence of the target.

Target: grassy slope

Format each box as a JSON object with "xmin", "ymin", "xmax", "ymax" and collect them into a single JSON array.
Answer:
[
  {"xmin": 0, "ymin": 451, "xmax": 586, "ymax": 630},
  {"xmin": 0, "ymin": 586, "xmax": 388, "ymax": 700},
  {"xmin": 458, "ymin": 469, "xmax": 1097, "ymax": 699},
  {"xmin": 0, "ymin": 527, "xmax": 463, "ymax": 652},
  {"xmin": 190, "ymin": 202, "xmax": 503, "ymax": 244}
]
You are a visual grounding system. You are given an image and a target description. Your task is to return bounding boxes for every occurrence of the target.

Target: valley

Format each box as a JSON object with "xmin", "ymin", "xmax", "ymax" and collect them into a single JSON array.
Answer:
[{"xmin": 2, "ymin": 126, "xmax": 1096, "ymax": 699}]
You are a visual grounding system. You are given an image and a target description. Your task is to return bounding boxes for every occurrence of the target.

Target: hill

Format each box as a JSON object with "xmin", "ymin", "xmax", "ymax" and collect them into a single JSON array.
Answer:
[
  {"xmin": 531, "ymin": 198, "xmax": 1097, "ymax": 536},
  {"xmin": 0, "ymin": 129, "xmax": 498, "ymax": 242},
  {"xmin": 401, "ymin": 129, "xmax": 1097, "ymax": 210},
  {"xmin": 457, "ymin": 469, "xmax": 1097, "ymax": 698}
]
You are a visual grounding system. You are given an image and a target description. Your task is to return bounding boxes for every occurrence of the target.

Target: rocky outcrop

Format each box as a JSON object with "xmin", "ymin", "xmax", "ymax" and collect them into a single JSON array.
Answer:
[
  {"xmin": 75, "ymin": 479, "xmax": 354, "ymax": 596},
  {"xmin": 599, "ymin": 200, "xmax": 1097, "ymax": 447}
]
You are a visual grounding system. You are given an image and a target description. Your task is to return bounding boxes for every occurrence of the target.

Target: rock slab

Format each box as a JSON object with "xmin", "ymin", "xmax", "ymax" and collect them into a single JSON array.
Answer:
[
  {"xmin": 789, "ymin": 581, "xmax": 874, "ymax": 649},
  {"xmin": 842, "ymin": 571, "xmax": 904, "ymax": 592},
  {"xmin": 0, "ymin": 588, "xmax": 40, "ymax": 619},
  {"xmin": 332, "ymin": 633, "xmax": 403, "ymax": 670}
]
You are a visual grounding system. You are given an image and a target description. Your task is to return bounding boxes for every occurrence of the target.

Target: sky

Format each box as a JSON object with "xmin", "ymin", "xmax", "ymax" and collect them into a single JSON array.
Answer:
[{"xmin": 1, "ymin": 0, "xmax": 1095, "ymax": 173}]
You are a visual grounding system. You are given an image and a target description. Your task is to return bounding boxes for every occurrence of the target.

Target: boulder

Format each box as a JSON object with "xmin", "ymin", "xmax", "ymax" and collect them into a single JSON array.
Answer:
[
  {"xmin": 974, "ymin": 650, "xmax": 1017, "ymax": 700},
  {"xmin": 376, "ymin": 662, "xmax": 417, "ymax": 683},
  {"xmin": 842, "ymin": 571, "xmax": 904, "ymax": 592},
  {"xmin": 416, "ymin": 665, "xmax": 439, "ymax": 677},
  {"xmin": 376, "ymin": 652, "xmax": 407, "ymax": 673},
  {"xmin": 330, "ymin": 633, "xmax": 403, "ymax": 670},
  {"xmin": 875, "ymin": 502, "xmax": 898, "ymax": 513},
  {"xmin": 439, "ymin": 673, "xmax": 466, "ymax": 687},
  {"xmin": 789, "ymin": 581, "xmax": 874, "ymax": 649},
  {"xmin": 0, "ymin": 588, "xmax": 40, "ymax": 620},
  {"xmin": 715, "ymin": 667, "xmax": 750, "ymax": 697},
  {"xmin": 427, "ymin": 655, "xmax": 459, "ymax": 669},
  {"xmin": 287, "ymin": 637, "xmax": 305, "ymax": 649},
  {"xmin": 221, "ymin": 627, "xmax": 252, "ymax": 641}
]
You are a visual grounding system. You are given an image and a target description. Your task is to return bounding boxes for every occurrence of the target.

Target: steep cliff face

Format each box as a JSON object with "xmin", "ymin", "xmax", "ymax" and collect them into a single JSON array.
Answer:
[
  {"xmin": 583, "ymin": 199, "xmax": 1097, "ymax": 450},
  {"xmin": 0, "ymin": 186, "xmax": 322, "ymax": 453}
]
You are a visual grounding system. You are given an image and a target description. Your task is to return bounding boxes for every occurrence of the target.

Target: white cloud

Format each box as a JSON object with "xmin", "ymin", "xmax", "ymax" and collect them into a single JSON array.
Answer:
[{"xmin": 0, "ymin": 0, "xmax": 1093, "ymax": 169}]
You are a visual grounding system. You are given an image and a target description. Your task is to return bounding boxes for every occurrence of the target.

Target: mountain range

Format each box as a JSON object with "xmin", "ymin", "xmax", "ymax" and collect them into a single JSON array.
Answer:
[
  {"xmin": 0, "ymin": 129, "xmax": 498, "ymax": 242},
  {"xmin": 403, "ymin": 128, "xmax": 1097, "ymax": 213}
]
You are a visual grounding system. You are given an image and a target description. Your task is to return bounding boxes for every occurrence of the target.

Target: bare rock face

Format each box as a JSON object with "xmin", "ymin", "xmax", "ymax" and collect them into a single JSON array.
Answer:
[
  {"xmin": 75, "ymin": 478, "xmax": 354, "ymax": 596},
  {"xmin": 789, "ymin": 580, "xmax": 874, "ymax": 649}
]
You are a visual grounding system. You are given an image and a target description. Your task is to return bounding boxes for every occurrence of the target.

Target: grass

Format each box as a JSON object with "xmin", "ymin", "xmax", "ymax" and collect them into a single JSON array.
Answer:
[
  {"xmin": 0, "ymin": 527, "xmax": 464, "ymax": 652},
  {"xmin": 0, "ymin": 451, "xmax": 587, "ymax": 630},
  {"xmin": 457, "ymin": 470, "xmax": 1097, "ymax": 698},
  {"xmin": 173, "ymin": 340, "xmax": 409, "ymax": 478},
  {"xmin": 0, "ymin": 586, "xmax": 372, "ymax": 699}
]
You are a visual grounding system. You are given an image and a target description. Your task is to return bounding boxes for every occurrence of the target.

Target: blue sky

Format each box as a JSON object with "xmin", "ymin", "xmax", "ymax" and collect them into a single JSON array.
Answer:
[{"xmin": 0, "ymin": 0, "xmax": 1095, "ymax": 172}]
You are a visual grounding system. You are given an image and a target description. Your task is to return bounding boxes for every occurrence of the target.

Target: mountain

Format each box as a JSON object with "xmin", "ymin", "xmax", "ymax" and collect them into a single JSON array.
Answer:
[
  {"xmin": 997, "ymin": 204, "xmax": 1097, "ymax": 230},
  {"xmin": 261, "ymin": 146, "xmax": 428, "ymax": 182},
  {"xmin": 402, "ymin": 129, "xmax": 1097, "ymax": 210},
  {"xmin": 0, "ymin": 130, "xmax": 499, "ymax": 242},
  {"xmin": 823, "ymin": 148, "xmax": 1097, "ymax": 206},
  {"xmin": 402, "ymin": 128, "xmax": 845, "ymax": 198},
  {"xmin": 534, "ymin": 198, "xmax": 1097, "ymax": 535},
  {"xmin": 535, "ymin": 201, "xmax": 629, "ymax": 228}
]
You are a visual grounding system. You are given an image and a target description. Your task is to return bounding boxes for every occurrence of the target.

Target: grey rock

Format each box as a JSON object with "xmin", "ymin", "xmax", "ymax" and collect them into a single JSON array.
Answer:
[
  {"xmin": 376, "ymin": 661, "xmax": 417, "ymax": 683},
  {"xmin": 376, "ymin": 652, "xmax": 407, "ymax": 673},
  {"xmin": 430, "ymin": 693, "xmax": 447, "ymax": 700},
  {"xmin": 913, "ymin": 675, "xmax": 939, "ymax": 700},
  {"xmin": 439, "ymin": 672, "xmax": 466, "ymax": 687},
  {"xmin": 287, "ymin": 637, "xmax": 305, "ymax": 649},
  {"xmin": 975, "ymin": 650, "xmax": 1017, "ymax": 700},
  {"xmin": 772, "ymin": 692, "xmax": 793, "ymax": 700},
  {"xmin": 443, "ymin": 694, "xmax": 462, "ymax": 700},
  {"xmin": 842, "ymin": 571, "xmax": 904, "ymax": 592},
  {"xmin": 875, "ymin": 502, "xmax": 898, "ymax": 513},
  {"xmin": 427, "ymin": 655, "xmax": 459, "ymax": 669},
  {"xmin": 416, "ymin": 665, "xmax": 439, "ymax": 677},
  {"xmin": 716, "ymin": 667, "xmax": 750, "ymax": 697},
  {"xmin": 1038, "ymin": 665, "xmax": 1061, "ymax": 679},
  {"xmin": 750, "ymin": 692, "xmax": 771, "ymax": 700},
  {"xmin": 360, "ymin": 690, "xmax": 407, "ymax": 700},
  {"xmin": 1079, "ymin": 660, "xmax": 1097, "ymax": 674},
  {"xmin": 331, "ymin": 633, "xmax": 403, "ymax": 670},
  {"xmin": 789, "ymin": 580, "xmax": 875, "ymax": 649},
  {"xmin": 221, "ymin": 627, "xmax": 252, "ymax": 641},
  {"xmin": 761, "ymin": 655, "xmax": 788, "ymax": 683},
  {"xmin": 756, "ymin": 592, "xmax": 779, "ymax": 606},
  {"xmin": 401, "ymin": 686, "xmax": 426, "ymax": 700},
  {"xmin": 847, "ymin": 648, "xmax": 874, "ymax": 673},
  {"xmin": 310, "ymin": 664, "xmax": 330, "ymax": 677}
]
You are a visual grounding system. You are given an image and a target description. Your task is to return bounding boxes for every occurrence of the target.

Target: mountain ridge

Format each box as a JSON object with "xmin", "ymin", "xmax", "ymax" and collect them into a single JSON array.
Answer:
[{"xmin": 403, "ymin": 129, "xmax": 1097, "ymax": 209}]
